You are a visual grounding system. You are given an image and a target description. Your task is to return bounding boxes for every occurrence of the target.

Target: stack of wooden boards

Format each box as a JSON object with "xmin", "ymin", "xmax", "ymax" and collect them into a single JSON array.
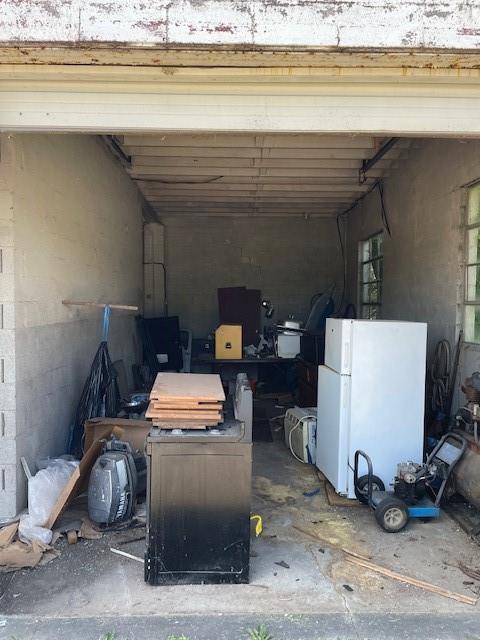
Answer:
[{"xmin": 146, "ymin": 372, "xmax": 226, "ymax": 429}]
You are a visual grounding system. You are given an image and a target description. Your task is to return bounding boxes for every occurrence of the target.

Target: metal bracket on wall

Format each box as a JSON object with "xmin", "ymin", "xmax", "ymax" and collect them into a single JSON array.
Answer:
[{"xmin": 359, "ymin": 137, "xmax": 399, "ymax": 184}]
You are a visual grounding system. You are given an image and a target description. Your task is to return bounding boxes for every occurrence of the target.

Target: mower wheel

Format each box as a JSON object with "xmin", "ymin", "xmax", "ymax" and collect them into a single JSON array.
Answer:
[
  {"xmin": 374, "ymin": 497, "xmax": 409, "ymax": 533},
  {"xmin": 354, "ymin": 475, "xmax": 385, "ymax": 504}
]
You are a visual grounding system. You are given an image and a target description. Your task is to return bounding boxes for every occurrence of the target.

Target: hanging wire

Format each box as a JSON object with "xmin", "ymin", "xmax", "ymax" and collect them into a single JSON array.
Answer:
[
  {"xmin": 430, "ymin": 339, "xmax": 452, "ymax": 415},
  {"xmin": 334, "ymin": 178, "xmax": 392, "ymax": 313},
  {"xmin": 377, "ymin": 180, "xmax": 392, "ymax": 237}
]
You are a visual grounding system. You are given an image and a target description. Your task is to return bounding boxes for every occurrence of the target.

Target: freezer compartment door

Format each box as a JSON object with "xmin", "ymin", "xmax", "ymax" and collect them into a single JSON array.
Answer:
[
  {"xmin": 316, "ymin": 366, "xmax": 351, "ymax": 495},
  {"xmin": 324, "ymin": 318, "xmax": 354, "ymax": 375}
]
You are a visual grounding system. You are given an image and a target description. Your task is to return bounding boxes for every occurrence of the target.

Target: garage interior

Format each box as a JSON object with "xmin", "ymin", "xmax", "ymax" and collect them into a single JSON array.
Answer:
[{"xmin": 2, "ymin": 127, "xmax": 480, "ymax": 620}]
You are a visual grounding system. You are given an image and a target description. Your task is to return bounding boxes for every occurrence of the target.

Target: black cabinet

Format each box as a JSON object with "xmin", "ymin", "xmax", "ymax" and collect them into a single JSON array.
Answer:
[{"xmin": 145, "ymin": 420, "xmax": 252, "ymax": 585}]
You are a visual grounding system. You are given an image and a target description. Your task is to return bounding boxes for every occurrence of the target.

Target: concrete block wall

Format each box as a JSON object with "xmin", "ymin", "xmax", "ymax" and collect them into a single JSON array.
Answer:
[
  {"xmin": 0, "ymin": 135, "xmax": 17, "ymax": 518},
  {"xmin": 163, "ymin": 216, "xmax": 342, "ymax": 338},
  {"xmin": 345, "ymin": 138, "xmax": 480, "ymax": 405},
  {"xmin": 0, "ymin": 134, "xmax": 143, "ymax": 520}
]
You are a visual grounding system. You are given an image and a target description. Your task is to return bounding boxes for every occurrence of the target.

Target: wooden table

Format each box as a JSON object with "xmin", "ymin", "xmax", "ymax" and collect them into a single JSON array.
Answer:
[{"xmin": 191, "ymin": 354, "xmax": 296, "ymax": 391}]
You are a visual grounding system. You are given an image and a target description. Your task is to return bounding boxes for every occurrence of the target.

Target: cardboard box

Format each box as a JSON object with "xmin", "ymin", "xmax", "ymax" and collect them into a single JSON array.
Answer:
[
  {"xmin": 215, "ymin": 324, "xmax": 242, "ymax": 359},
  {"xmin": 84, "ymin": 417, "xmax": 151, "ymax": 454}
]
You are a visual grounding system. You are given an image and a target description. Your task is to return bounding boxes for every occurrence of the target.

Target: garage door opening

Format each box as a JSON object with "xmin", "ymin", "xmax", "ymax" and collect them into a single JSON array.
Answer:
[{"xmin": 1, "ymin": 130, "xmax": 479, "ymax": 618}]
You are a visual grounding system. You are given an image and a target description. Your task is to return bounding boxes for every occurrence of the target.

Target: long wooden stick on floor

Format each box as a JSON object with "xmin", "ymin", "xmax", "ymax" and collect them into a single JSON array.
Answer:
[{"xmin": 345, "ymin": 555, "xmax": 478, "ymax": 605}]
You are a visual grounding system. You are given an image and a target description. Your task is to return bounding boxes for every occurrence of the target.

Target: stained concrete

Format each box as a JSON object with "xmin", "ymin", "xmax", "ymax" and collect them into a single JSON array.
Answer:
[{"xmin": 1, "ymin": 439, "xmax": 479, "ymax": 639}]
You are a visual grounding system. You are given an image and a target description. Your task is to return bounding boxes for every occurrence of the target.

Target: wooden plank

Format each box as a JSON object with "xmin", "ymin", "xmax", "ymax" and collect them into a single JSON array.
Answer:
[
  {"xmin": 154, "ymin": 211, "xmax": 338, "ymax": 218},
  {"xmin": 141, "ymin": 181, "xmax": 369, "ymax": 192},
  {"xmin": 146, "ymin": 408, "xmax": 222, "ymax": 420},
  {"xmin": 46, "ymin": 440, "xmax": 103, "ymax": 529},
  {"xmin": 151, "ymin": 422, "xmax": 210, "ymax": 430},
  {"xmin": 150, "ymin": 372, "xmax": 225, "ymax": 402},
  {"xmin": 150, "ymin": 401, "xmax": 221, "ymax": 410},
  {"xmin": 62, "ymin": 300, "xmax": 138, "ymax": 311},
  {"xmin": 121, "ymin": 134, "xmax": 375, "ymax": 149},
  {"xmin": 140, "ymin": 176, "xmax": 366, "ymax": 186},
  {"xmin": 125, "ymin": 146, "xmax": 396, "ymax": 163},
  {"xmin": 345, "ymin": 556, "xmax": 478, "ymax": 606},
  {"xmin": 151, "ymin": 419, "xmax": 221, "ymax": 428},
  {"xmin": 132, "ymin": 157, "xmax": 383, "ymax": 173},
  {"xmin": 129, "ymin": 166, "xmax": 374, "ymax": 179},
  {"xmin": 143, "ymin": 190, "xmax": 364, "ymax": 199}
]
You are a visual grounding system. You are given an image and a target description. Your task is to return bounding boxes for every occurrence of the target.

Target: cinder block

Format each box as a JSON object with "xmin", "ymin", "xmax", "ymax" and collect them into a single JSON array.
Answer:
[
  {"xmin": 0, "ymin": 353, "xmax": 15, "ymax": 384},
  {"xmin": 0, "ymin": 411, "xmax": 15, "ymax": 439},
  {"xmin": 0, "ymin": 329, "xmax": 15, "ymax": 354},
  {"xmin": 0, "ymin": 247, "xmax": 13, "ymax": 275},
  {"xmin": 0, "ymin": 463, "xmax": 16, "ymax": 493},
  {"xmin": 0, "ymin": 303, "xmax": 14, "ymax": 329},
  {"xmin": 0, "ymin": 274, "xmax": 14, "ymax": 303},
  {"xmin": 0, "ymin": 438, "xmax": 15, "ymax": 464},
  {"xmin": 0, "ymin": 220, "xmax": 14, "ymax": 246},
  {"xmin": 0, "ymin": 192, "xmax": 14, "ymax": 222},
  {"xmin": 0, "ymin": 383, "xmax": 15, "ymax": 411},
  {"xmin": 0, "ymin": 492, "xmax": 17, "ymax": 522}
]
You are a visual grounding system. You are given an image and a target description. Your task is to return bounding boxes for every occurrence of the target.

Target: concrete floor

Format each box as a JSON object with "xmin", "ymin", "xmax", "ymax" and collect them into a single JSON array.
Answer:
[{"xmin": 1, "ymin": 438, "xmax": 480, "ymax": 639}]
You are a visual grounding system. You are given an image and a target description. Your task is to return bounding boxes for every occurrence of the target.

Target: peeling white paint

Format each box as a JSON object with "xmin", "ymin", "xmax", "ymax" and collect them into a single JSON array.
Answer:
[{"xmin": 0, "ymin": 1, "xmax": 480, "ymax": 50}]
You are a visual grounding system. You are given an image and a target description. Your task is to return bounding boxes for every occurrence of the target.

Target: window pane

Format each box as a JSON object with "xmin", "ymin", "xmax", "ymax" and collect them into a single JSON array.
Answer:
[
  {"xmin": 362, "ymin": 282, "xmax": 381, "ymax": 304},
  {"xmin": 465, "ymin": 305, "xmax": 480, "ymax": 342},
  {"xmin": 372, "ymin": 258, "xmax": 383, "ymax": 281},
  {"xmin": 362, "ymin": 233, "xmax": 383, "ymax": 261},
  {"xmin": 362, "ymin": 239, "xmax": 370, "ymax": 262},
  {"xmin": 468, "ymin": 184, "xmax": 480, "ymax": 225},
  {"xmin": 362, "ymin": 261, "xmax": 376, "ymax": 282},
  {"xmin": 370, "ymin": 234, "xmax": 383, "ymax": 259},
  {"xmin": 468, "ymin": 227, "xmax": 480, "ymax": 264},
  {"xmin": 362, "ymin": 305, "xmax": 379, "ymax": 320},
  {"xmin": 467, "ymin": 265, "xmax": 480, "ymax": 302}
]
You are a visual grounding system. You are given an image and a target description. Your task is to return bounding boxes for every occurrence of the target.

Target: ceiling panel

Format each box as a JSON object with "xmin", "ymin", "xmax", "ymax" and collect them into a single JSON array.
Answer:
[{"xmin": 113, "ymin": 133, "xmax": 407, "ymax": 218}]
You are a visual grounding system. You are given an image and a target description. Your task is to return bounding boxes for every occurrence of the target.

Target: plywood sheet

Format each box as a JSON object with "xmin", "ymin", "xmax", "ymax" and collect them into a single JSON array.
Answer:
[
  {"xmin": 151, "ymin": 421, "xmax": 216, "ymax": 429},
  {"xmin": 150, "ymin": 372, "xmax": 225, "ymax": 402},
  {"xmin": 150, "ymin": 401, "xmax": 221, "ymax": 411},
  {"xmin": 146, "ymin": 408, "xmax": 222, "ymax": 420}
]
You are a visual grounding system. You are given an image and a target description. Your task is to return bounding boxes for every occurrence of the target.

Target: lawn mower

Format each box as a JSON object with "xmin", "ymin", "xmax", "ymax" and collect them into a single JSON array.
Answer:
[{"xmin": 354, "ymin": 432, "xmax": 467, "ymax": 532}]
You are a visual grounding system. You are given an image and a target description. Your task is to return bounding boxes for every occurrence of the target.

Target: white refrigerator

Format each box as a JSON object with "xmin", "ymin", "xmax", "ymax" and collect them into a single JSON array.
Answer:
[{"xmin": 316, "ymin": 319, "xmax": 427, "ymax": 498}]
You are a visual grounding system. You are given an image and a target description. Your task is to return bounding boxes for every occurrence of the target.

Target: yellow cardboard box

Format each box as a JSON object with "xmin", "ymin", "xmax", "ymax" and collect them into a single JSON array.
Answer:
[{"xmin": 215, "ymin": 324, "xmax": 242, "ymax": 359}]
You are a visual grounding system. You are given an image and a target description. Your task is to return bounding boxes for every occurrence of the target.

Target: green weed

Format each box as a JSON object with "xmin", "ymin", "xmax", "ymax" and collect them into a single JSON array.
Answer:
[{"xmin": 248, "ymin": 625, "xmax": 272, "ymax": 640}]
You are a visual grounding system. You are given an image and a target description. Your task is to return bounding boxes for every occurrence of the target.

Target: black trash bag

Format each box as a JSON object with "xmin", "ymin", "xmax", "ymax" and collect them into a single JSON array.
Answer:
[{"xmin": 69, "ymin": 340, "xmax": 119, "ymax": 456}]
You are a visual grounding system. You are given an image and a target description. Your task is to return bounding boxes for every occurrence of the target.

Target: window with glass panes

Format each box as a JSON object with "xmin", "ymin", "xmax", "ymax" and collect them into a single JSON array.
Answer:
[
  {"xmin": 465, "ymin": 183, "xmax": 480, "ymax": 342},
  {"xmin": 359, "ymin": 232, "xmax": 383, "ymax": 319}
]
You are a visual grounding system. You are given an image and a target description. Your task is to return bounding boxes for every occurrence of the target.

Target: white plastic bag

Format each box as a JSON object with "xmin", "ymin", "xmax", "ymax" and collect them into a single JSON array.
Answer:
[
  {"xmin": 18, "ymin": 514, "xmax": 53, "ymax": 545},
  {"xmin": 18, "ymin": 459, "xmax": 79, "ymax": 544}
]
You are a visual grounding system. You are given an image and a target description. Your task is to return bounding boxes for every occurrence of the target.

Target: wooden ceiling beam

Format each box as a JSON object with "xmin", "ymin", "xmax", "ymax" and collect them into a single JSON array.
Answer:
[
  {"xmin": 142, "ymin": 185, "xmax": 366, "ymax": 194},
  {"xmin": 155, "ymin": 211, "xmax": 338, "ymax": 218},
  {"xmin": 139, "ymin": 176, "xmax": 373, "ymax": 187},
  {"xmin": 149, "ymin": 201, "xmax": 348, "ymax": 209},
  {"xmin": 129, "ymin": 167, "xmax": 376, "ymax": 179},
  {"xmin": 126, "ymin": 148, "xmax": 401, "ymax": 161},
  {"xmin": 141, "ymin": 182, "xmax": 374, "ymax": 194},
  {"xmin": 131, "ymin": 157, "xmax": 382, "ymax": 170},
  {"xmin": 121, "ymin": 134, "xmax": 377, "ymax": 149},
  {"xmin": 146, "ymin": 195, "xmax": 361, "ymax": 203}
]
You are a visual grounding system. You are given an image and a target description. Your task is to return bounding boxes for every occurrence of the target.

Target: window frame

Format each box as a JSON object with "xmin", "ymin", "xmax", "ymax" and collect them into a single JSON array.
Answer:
[
  {"xmin": 463, "ymin": 180, "xmax": 480, "ymax": 344},
  {"xmin": 358, "ymin": 231, "xmax": 384, "ymax": 320}
]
